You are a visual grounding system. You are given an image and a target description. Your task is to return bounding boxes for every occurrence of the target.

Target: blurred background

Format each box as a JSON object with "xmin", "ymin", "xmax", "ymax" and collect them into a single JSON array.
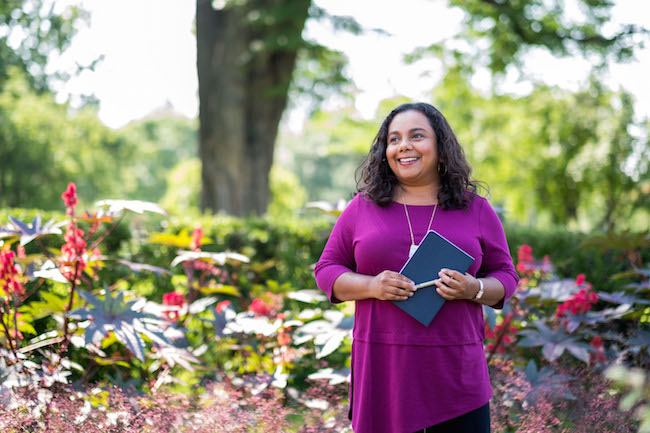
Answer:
[{"xmin": 1, "ymin": 0, "xmax": 648, "ymax": 232}]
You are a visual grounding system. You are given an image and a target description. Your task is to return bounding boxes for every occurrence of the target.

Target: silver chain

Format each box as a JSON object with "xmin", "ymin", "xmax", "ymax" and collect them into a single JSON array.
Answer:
[{"xmin": 401, "ymin": 189, "xmax": 437, "ymax": 247}]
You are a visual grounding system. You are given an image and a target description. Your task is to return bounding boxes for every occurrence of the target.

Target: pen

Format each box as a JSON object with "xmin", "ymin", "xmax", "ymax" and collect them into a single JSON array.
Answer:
[{"xmin": 415, "ymin": 280, "xmax": 437, "ymax": 289}]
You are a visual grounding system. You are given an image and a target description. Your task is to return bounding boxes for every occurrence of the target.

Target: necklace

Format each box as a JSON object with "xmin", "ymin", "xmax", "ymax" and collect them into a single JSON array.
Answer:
[{"xmin": 401, "ymin": 190, "xmax": 438, "ymax": 258}]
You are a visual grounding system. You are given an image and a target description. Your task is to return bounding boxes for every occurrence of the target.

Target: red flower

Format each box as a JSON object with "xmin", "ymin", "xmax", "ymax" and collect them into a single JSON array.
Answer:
[
  {"xmin": 556, "ymin": 286, "xmax": 598, "ymax": 319},
  {"xmin": 60, "ymin": 224, "xmax": 87, "ymax": 283},
  {"xmin": 216, "ymin": 300, "xmax": 231, "ymax": 314},
  {"xmin": 590, "ymin": 336, "xmax": 603, "ymax": 349},
  {"xmin": 575, "ymin": 274, "xmax": 586, "ymax": 286},
  {"xmin": 163, "ymin": 291, "xmax": 186, "ymax": 306},
  {"xmin": 249, "ymin": 298, "xmax": 270, "ymax": 316},
  {"xmin": 190, "ymin": 226, "xmax": 204, "ymax": 251},
  {"xmin": 0, "ymin": 250, "xmax": 24, "ymax": 297},
  {"xmin": 517, "ymin": 245, "xmax": 533, "ymax": 263},
  {"xmin": 162, "ymin": 291, "xmax": 186, "ymax": 321},
  {"xmin": 484, "ymin": 313, "xmax": 517, "ymax": 355},
  {"xmin": 61, "ymin": 182, "xmax": 78, "ymax": 215},
  {"xmin": 589, "ymin": 336, "xmax": 606, "ymax": 364}
]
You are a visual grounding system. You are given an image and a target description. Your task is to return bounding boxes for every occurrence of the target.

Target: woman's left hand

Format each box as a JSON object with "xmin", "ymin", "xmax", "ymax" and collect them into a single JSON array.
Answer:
[{"xmin": 434, "ymin": 269, "xmax": 479, "ymax": 301}]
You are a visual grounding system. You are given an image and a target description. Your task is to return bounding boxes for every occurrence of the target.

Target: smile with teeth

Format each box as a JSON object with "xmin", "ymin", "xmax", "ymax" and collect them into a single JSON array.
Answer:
[{"xmin": 398, "ymin": 157, "xmax": 419, "ymax": 164}]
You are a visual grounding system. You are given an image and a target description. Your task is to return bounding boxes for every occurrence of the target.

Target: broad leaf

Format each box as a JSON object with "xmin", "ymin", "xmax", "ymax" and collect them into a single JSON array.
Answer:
[
  {"xmin": 117, "ymin": 259, "xmax": 172, "ymax": 276},
  {"xmin": 294, "ymin": 310, "xmax": 353, "ymax": 358},
  {"xmin": 598, "ymin": 291, "xmax": 650, "ymax": 305},
  {"xmin": 33, "ymin": 260, "xmax": 68, "ymax": 283},
  {"xmin": 5, "ymin": 215, "xmax": 65, "ymax": 246},
  {"xmin": 95, "ymin": 199, "xmax": 167, "ymax": 216},
  {"xmin": 171, "ymin": 250, "xmax": 249, "ymax": 267},
  {"xmin": 148, "ymin": 346, "xmax": 200, "ymax": 371},
  {"xmin": 519, "ymin": 279, "xmax": 578, "ymax": 305},
  {"xmin": 67, "ymin": 289, "xmax": 169, "ymax": 362},
  {"xmin": 519, "ymin": 321, "xmax": 591, "ymax": 363},
  {"xmin": 288, "ymin": 289, "xmax": 327, "ymax": 303},
  {"xmin": 188, "ymin": 296, "xmax": 217, "ymax": 314},
  {"xmin": 308, "ymin": 367, "xmax": 350, "ymax": 385},
  {"xmin": 20, "ymin": 290, "xmax": 71, "ymax": 320}
]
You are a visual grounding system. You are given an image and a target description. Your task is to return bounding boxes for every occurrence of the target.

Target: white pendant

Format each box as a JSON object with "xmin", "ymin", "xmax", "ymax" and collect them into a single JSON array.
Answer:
[{"xmin": 409, "ymin": 243, "xmax": 418, "ymax": 258}]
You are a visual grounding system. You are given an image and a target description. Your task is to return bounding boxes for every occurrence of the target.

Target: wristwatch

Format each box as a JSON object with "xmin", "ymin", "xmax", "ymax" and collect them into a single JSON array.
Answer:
[{"xmin": 473, "ymin": 278, "xmax": 484, "ymax": 300}]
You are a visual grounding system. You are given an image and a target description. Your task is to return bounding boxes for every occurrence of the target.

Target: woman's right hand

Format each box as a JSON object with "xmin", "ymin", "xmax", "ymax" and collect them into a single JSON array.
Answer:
[{"xmin": 369, "ymin": 271, "xmax": 417, "ymax": 301}]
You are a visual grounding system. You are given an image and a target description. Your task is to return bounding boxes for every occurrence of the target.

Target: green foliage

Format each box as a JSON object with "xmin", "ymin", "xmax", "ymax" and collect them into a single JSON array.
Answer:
[
  {"xmin": 504, "ymin": 224, "xmax": 650, "ymax": 289},
  {"xmin": 159, "ymin": 158, "xmax": 201, "ymax": 215},
  {"xmin": 116, "ymin": 115, "xmax": 198, "ymax": 203},
  {"xmin": 445, "ymin": 0, "xmax": 646, "ymax": 73},
  {"xmin": 431, "ymin": 67, "xmax": 649, "ymax": 231},
  {"xmin": 267, "ymin": 164, "xmax": 308, "ymax": 220},
  {"xmin": 607, "ymin": 366, "xmax": 650, "ymax": 432},
  {"xmin": 0, "ymin": 68, "xmax": 133, "ymax": 209},
  {"xmin": 0, "ymin": 0, "xmax": 85, "ymax": 91}
]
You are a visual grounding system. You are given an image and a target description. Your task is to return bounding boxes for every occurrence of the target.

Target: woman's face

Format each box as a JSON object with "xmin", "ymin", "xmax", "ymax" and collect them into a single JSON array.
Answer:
[{"xmin": 385, "ymin": 110, "xmax": 439, "ymax": 188}]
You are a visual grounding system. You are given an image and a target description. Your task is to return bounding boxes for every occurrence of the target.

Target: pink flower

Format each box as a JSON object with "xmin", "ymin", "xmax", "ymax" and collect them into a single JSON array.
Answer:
[
  {"xmin": 575, "ymin": 274, "xmax": 586, "ymax": 286},
  {"xmin": 249, "ymin": 298, "xmax": 270, "ymax": 316},
  {"xmin": 61, "ymin": 182, "xmax": 78, "ymax": 215},
  {"xmin": 60, "ymin": 224, "xmax": 87, "ymax": 283},
  {"xmin": 162, "ymin": 291, "xmax": 186, "ymax": 321},
  {"xmin": 216, "ymin": 300, "xmax": 231, "ymax": 313},
  {"xmin": 190, "ymin": 226, "xmax": 204, "ymax": 251},
  {"xmin": 0, "ymin": 250, "xmax": 24, "ymax": 297}
]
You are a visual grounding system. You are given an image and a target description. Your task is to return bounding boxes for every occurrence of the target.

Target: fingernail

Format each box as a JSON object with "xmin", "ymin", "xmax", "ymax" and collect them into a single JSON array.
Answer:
[{"xmin": 409, "ymin": 292, "xmax": 413, "ymax": 297}]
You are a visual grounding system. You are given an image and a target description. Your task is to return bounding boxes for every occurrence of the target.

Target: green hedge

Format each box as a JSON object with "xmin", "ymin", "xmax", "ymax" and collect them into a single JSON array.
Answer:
[
  {"xmin": 504, "ymin": 224, "xmax": 649, "ymax": 291},
  {"xmin": 2, "ymin": 208, "xmax": 647, "ymax": 298}
]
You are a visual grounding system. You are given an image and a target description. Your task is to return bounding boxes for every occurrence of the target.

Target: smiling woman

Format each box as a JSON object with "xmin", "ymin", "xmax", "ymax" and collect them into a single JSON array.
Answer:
[{"xmin": 314, "ymin": 102, "xmax": 519, "ymax": 433}]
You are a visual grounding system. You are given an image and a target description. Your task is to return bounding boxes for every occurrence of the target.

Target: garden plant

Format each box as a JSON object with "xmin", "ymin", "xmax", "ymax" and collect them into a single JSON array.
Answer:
[{"xmin": 0, "ymin": 184, "xmax": 648, "ymax": 432}]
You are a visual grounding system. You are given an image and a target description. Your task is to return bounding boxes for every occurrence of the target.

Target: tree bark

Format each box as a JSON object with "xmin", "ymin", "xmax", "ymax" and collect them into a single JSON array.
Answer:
[{"xmin": 196, "ymin": 0, "xmax": 310, "ymax": 216}]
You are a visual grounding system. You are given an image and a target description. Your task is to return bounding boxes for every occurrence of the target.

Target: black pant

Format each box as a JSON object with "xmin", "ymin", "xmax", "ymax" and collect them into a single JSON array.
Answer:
[{"xmin": 413, "ymin": 402, "xmax": 491, "ymax": 433}]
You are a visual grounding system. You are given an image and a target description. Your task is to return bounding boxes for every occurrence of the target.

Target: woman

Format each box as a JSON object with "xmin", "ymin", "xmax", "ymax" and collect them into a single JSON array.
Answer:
[{"xmin": 314, "ymin": 102, "xmax": 519, "ymax": 433}]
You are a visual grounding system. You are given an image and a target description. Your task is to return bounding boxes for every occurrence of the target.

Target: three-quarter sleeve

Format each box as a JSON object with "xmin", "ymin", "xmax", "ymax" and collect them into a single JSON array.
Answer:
[
  {"xmin": 314, "ymin": 196, "xmax": 359, "ymax": 303},
  {"xmin": 477, "ymin": 198, "xmax": 519, "ymax": 309}
]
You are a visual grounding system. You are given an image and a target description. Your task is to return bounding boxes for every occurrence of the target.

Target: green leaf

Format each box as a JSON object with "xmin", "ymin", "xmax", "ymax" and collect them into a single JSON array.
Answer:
[
  {"xmin": 20, "ymin": 291, "xmax": 70, "ymax": 319},
  {"xmin": 201, "ymin": 284, "xmax": 241, "ymax": 297}
]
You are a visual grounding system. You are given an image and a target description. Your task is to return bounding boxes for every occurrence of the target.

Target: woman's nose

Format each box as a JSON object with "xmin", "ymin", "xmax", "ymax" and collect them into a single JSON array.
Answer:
[{"xmin": 398, "ymin": 138, "xmax": 412, "ymax": 150}]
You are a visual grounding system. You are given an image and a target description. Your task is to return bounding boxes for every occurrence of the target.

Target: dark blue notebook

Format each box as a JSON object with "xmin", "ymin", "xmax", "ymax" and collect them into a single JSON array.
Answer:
[{"xmin": 392, "ymin": 230, "xmax": 475, "ymax": 327}]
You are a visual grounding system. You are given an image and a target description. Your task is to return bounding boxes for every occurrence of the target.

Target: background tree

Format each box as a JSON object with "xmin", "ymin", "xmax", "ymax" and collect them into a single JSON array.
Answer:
[
  {"xmin": 196, "ymin": 0, "xmax": 356, "ymax": 216},
  {"xmin": 0, "ymin": 0, "xmax": 85, "ymax": 91},
  {"xmin": 196, "ymin": 0, "xmax": 646, "ymax": 217}
]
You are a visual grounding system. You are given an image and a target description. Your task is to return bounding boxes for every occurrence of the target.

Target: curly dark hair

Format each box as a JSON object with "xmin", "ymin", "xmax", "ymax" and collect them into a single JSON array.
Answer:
[{"xmin": 356, "ymin": 102, "xmax": 483, "ymax": 209}]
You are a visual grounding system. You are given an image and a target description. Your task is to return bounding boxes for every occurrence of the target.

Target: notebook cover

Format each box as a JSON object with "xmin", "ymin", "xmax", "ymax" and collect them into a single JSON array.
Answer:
[{"xmin": 391, "ymin": 230, "xmax": 475, "ymax": 326}]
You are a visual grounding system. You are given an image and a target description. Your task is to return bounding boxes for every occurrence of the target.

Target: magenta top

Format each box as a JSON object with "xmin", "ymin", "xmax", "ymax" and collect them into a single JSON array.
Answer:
[{"xmin": 314, "ymin": 193, "xmax": 518, "ymax": 433}]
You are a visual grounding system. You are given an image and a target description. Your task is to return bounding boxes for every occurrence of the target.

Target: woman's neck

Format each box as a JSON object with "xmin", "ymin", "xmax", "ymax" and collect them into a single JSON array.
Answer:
[{"xmin": 395, "ymin": 184, "xmax": 440, "ymax": 205}]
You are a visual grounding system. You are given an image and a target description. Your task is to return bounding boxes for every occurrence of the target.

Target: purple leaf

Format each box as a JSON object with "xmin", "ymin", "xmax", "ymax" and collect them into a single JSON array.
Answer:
[{"xmin": 7, "ymin": 215, "xmax": 65, "ymax": 246}]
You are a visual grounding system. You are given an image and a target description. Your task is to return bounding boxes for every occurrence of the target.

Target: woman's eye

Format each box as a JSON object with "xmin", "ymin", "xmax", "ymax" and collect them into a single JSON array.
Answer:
[
  {"xmin": 389, "ymin": 136, "xmax": 400, "ymax": 143},
  {"xmin": 413, "ymin": 133, "xmax": 424, "ymax": 139}
]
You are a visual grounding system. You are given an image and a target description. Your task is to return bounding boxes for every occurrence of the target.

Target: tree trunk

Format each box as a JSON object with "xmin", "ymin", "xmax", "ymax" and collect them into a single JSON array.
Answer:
[{"xmin": 196, "ymin": 0, "xmax": 310, "ymax": 216}]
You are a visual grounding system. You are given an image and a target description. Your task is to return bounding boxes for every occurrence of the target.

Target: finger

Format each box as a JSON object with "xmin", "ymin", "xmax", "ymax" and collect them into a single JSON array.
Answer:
[
  {"xmin": 438, "ymin": 273, "xmax": 459, "ymax": 289},
  {"xmin": 439, "ymin": 268, "xmax": 463, "ymax": 280},
  {"xmin": 436, "ymin": 286, "xmax": 455, "ymax": 301},
  {"xmin": 391, "ymin": 287, "xmax": 414, "ymax": 298},
  {"xmin": 390, "ymin": 277, "xmax": 417, "ymax": 291},
  {"xmin": 435, "ymin": 280, "xmax": 461, "ymax": 300},
  {"xmin": 387, "ymin": 289, "xmax": 410, "ymax": 301}
]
